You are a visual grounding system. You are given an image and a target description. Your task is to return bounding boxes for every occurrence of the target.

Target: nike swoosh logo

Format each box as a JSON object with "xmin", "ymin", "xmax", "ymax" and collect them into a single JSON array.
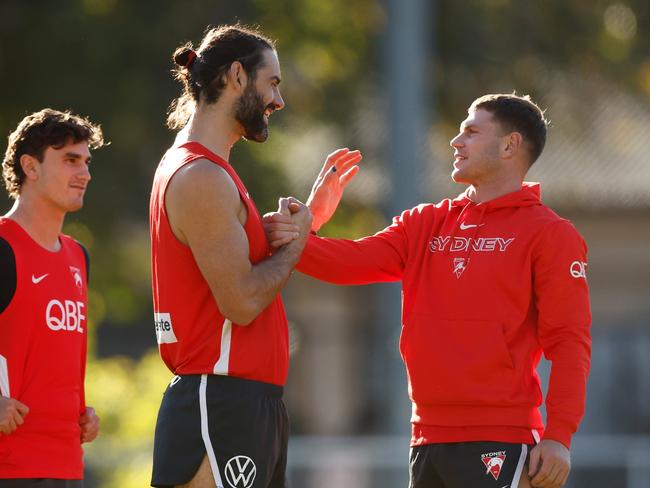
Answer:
[
  {"xmin": 31, "ymin": 273, "xmax": 49, "ymax": 284},
  {"xmin": 459, "ymin": 223, "xmax": 484, "ymax": 230}
]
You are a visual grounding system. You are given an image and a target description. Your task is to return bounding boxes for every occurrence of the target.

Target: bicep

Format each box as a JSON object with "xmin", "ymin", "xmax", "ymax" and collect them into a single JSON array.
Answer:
[
  {"xmin": 186, "ymin": 210, "xmax": 253, "ymax": 299},
  {"xmin": 533, "ymin": 221, "xmax": 591, "ymax": 353},
  {"xmin": 166, "ymin": 161, "xmax": 252, "ymax": 303}
]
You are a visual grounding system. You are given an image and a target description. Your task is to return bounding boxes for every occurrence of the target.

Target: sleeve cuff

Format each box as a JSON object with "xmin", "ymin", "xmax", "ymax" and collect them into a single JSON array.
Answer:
[{"xmin": 542, "ymin": 420, "xmax": 575, "ymax": 449}]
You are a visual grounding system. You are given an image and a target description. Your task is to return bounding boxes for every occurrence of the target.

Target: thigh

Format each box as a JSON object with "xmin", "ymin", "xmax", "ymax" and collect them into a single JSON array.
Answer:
[
  {"xmin": 267, "ymin": 401, "xmax": 289, "ymax": 488},
  {"xmin": 437, "ymin": 441, "xmax": 531, "ymax": 488},
  {"xmin": 517, "ymin": 468, "xmax": 532, "ymax": 488},
  {"xmin": 409, "ymin": 445, "xmax": 445, "ymax": 488},
  {"xmin": 153, "ymin": 374, "xmax": 288, "ymax": 488},
  {"xmin": 151, "ymin": 376, "xmax": 205, "ymax": 488},
  {"xmin": 203, "ymin": 378, "xmax": 288, "ymax": 488},
  {"xmin": 176, "ymin": 456, "xmax": 215, "ymax": 488}
]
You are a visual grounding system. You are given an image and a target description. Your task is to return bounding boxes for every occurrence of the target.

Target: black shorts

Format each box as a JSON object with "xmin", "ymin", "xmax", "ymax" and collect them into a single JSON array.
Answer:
[
  {"xmin": 409, "ymin": 441, "xmax": 531, "ymax": 488},
  {"xmin": 0, "ymin": 481, "xmax": 82, "ymax": 488},
  {"xmin": 151, "ymin": 374, "xmax": 288, "ymax": 488}
]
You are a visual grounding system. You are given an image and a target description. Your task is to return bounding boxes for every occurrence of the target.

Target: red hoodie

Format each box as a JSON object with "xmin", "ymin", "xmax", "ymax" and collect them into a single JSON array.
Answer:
[{"xmin": 297, "ymin": 183, "xmax": 591, "ymax": 448}]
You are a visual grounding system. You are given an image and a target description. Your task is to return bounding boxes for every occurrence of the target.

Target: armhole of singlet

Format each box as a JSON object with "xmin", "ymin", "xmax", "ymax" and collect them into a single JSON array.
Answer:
[
  {"xmin": 75, "ymin": 240, "xmax": 90, "ymax": 283},
  {"xmin": 0, "ymin": 237, "xmax": 17, "ymax": 314}
]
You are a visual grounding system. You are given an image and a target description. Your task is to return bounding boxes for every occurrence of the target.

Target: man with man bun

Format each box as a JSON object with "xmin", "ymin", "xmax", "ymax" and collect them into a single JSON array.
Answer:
[{"xmin": 149, "ymin": 24, "xmax": 361, "ymax": 488}]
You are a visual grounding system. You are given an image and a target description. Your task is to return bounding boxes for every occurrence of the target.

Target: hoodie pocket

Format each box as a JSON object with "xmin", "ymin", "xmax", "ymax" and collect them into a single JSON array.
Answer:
[{"xmin": 400, "ymin": 317, "xmax": 515, "ymax": 404}]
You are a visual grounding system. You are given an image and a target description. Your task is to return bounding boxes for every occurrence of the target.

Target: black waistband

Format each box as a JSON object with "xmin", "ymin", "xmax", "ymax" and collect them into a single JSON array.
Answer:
[{"xmin": 177, "ymin": 373, "xmax": 284, "ymax": 398}]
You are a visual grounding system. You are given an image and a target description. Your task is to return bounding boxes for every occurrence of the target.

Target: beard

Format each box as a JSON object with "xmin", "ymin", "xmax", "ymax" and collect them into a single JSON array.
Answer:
[{"xmin": 234, "ymin": 84, "xmax": 272, "ymax": 143}]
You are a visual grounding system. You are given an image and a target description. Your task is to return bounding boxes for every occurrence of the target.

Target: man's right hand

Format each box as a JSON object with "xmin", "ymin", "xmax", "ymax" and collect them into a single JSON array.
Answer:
[{"xmin": 0, "ymin": 397, "xmax": 29, "ymax": 435}]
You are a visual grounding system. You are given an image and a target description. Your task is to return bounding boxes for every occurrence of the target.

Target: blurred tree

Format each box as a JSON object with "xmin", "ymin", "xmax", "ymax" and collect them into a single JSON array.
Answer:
[{"xmin": 435, "ymin": 0, "xmax": 649, "ymax": 123}]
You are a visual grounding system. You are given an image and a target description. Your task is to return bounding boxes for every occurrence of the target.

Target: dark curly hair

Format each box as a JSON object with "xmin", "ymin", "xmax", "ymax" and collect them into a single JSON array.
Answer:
[
  {"xmin": 470, "ymin": 93, "xmax": 548, "ymax": 165},
  {"xmin": 3, "ymin": 108, "xmax": 105, "ymax": 198},
  {"xmin": 167, "ymin": 24, "xmax": 276, "ymax": 130}
]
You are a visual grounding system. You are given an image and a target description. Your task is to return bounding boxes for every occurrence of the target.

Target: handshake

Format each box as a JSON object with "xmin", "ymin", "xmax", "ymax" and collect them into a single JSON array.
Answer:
[{"xmin": 263, "ymin": 197, "xmax": 312, "ymax": 249}]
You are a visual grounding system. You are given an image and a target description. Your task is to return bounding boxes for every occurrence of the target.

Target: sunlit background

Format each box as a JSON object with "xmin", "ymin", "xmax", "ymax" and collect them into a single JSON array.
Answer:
[{"xmin": 1, "ymin": 0, "xmax": 649, "ymax": 486}]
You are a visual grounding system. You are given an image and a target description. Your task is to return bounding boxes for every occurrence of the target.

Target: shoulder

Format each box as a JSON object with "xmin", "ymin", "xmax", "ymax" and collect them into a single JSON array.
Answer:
[
  {"xmin": 0, "ymin": 235, "xmax": 15, "ymax": 262},
  {"xmin": 74, "ymin": 240, "xmax": 90, "ymax": 280},
  {"xmin": 528, "ymin": 208, "xmax": 587, "ymax": 257},
  {"xmin": 397, "ymin": 202, "xmax": 447, "ymax": 225},
  {"xmin": 0, "ymin": 236, "xmax": 16, "ymax": 314},
  {"xmin": 165, "ymin": 159, "xmax": 244, "ymax": 239},
  {"xmin": 60, "ymin": 235, "xmax": 91, "ymax": 265},
  {"xmin": 0, "ymin": 233, "xmax": 16, "ymax": 270},
  {"xmin": 168, "ymin": 158, "xmax": 239, "ymax": 204},
  {"xmin": 58, "ymin": 235, "xmax": 91, "ymax": 283},
  {"xmin": 532, "ymin": 205, "xmax": 584, "ymax": 240}
]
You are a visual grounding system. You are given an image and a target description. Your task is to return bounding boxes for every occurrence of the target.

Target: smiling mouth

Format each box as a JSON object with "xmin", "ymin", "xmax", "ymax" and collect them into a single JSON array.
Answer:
[{"xmin": 454, "ymin": 156, "xmax": 467, "ymax": 165}]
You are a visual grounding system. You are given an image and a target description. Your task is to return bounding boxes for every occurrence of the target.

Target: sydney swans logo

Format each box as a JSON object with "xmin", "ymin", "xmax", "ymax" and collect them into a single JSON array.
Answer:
[{"xmin": 225, "ymin": 455, "xmax": 257, "ymax": 488}]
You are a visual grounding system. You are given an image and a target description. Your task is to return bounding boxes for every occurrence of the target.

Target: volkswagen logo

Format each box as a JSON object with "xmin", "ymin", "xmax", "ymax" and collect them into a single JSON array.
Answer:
[{"xmin": 224, "ymin": 455, "xmax": 257, "ymax": 488}]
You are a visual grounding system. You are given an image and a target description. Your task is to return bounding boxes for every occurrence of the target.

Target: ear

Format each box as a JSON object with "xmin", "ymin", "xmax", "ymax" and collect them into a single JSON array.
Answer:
[
  {"xmin": 501, "ymin": 132, "xmax": 523, "ymax": 159},
  {"xmin": 19, "ymin": 154, "xmax": 40, "ymax": 181},
  {"xmin": 227, "ymin": 61, "xmax": 248, "ymax": 93}
]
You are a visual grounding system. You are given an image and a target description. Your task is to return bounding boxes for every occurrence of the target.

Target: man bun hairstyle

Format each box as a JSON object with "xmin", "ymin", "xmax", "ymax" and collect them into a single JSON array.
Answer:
[
  {"xmin": 470, "ymin": 93, "xmax": 549, "ymax": 165},
  {"xmin": 167, "ymin": 24, "xmax": 276, "ymax": 130},
  {"xmin": 2, "ymin": 108, "xmax": 105, "ymax": 199},
  {"xmin": 174, "ymin": 46, "xmax": 197, "ymax": 69}
]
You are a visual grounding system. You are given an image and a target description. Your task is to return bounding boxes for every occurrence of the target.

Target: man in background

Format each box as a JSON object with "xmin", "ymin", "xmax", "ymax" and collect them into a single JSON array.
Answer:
[{"xmin": 0, "ymin": 108, "xmax": 103, "ymax": 487}]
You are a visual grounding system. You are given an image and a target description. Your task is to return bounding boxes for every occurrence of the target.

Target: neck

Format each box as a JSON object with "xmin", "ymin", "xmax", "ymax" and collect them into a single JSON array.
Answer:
[
  {"xmin": 176, "ymin": 100, "xmax": 242, "ymax": 162},
  {"xmin": 466, "ymin": 177, "xmax": 523, "ymax": 203},
  {"xmin": 4, "ymin": 196, "xmax": 66, "ymax": 251}
]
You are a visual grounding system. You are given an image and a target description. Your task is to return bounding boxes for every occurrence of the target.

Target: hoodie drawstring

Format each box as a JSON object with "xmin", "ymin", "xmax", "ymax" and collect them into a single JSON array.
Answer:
[
  {"xmin": 444, "ymin": 200, "xmax": 473, "ymax": 256},
  {"xmin": 463, "ymin": 203, "xmax": 489, "ymax": 263},
  {"xmin": 445, "ymin": 201, "xmax": 489, "ymax": 274}
]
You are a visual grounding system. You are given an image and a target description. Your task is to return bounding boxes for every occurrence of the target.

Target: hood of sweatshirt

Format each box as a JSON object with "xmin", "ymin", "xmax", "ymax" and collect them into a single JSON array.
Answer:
[
  {"xmin": 442, "ymin": 182, "xmax": 544, "ymax": 258},
  {"xmin": 452, "ymin": 181, "xmax": 542, "ymax": 212}
]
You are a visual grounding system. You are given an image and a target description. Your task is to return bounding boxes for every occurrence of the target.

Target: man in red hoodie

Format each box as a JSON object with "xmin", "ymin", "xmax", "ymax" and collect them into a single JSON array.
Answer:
[{"xmin": 266, "ymin": 94, "xmax": 591, "ymax": 488}]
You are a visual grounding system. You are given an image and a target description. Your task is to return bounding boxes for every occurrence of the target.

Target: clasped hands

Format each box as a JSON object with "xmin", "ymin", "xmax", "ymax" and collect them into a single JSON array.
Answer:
[{"xmin": 263, "ymin": 148, "xmax": 362, "ymax": 248}]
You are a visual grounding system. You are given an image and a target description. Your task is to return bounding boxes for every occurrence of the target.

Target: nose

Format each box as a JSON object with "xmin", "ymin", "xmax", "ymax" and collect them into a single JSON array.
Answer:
[
  {"xmin": 450, "ymin": 133, "xmax": 463, "ymax": 148},
  {"xmin": 273, "ymin": 88, "xmax": 285, "ymax": 111},
  {"xmin": 80, "ymin": 163, "xmax": 91, "ymax": 182}
]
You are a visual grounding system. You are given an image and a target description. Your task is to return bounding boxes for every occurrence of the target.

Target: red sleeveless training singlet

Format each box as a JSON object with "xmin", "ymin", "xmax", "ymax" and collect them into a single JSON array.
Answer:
[
  {"xmin": 0, "ymin": 218, "xmax": 88, "ymax": 478},
  {"xmin": 149, "ymin": 142, "xmax": 289, "ymax": 386}
]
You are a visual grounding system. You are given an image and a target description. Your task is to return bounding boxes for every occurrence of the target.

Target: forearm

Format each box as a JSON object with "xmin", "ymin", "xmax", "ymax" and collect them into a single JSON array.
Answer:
[
  {"xmin": 297, "ymin": 234, "xmax": 403, "ymax": 285},
  {"xmin": 226, "ymin": 239, "xmax": 305, "ymax": 324},
  {"xmin": 543, "ymin": 338, "xmax": 591, "ymax": 448}
]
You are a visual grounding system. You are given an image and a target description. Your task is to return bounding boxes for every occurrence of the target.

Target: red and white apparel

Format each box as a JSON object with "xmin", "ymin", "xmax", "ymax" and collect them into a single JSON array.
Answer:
[
  {"xmin": 149, "ymin": 142, "xmax": 289, "ymax": 386},
  {"xmin": 0, "ymin": 217, "xmax": 88, "ymax": 479},
  {"xmin": 298, "ymin": 183, "xmax": 592, "ymax": 449}
]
